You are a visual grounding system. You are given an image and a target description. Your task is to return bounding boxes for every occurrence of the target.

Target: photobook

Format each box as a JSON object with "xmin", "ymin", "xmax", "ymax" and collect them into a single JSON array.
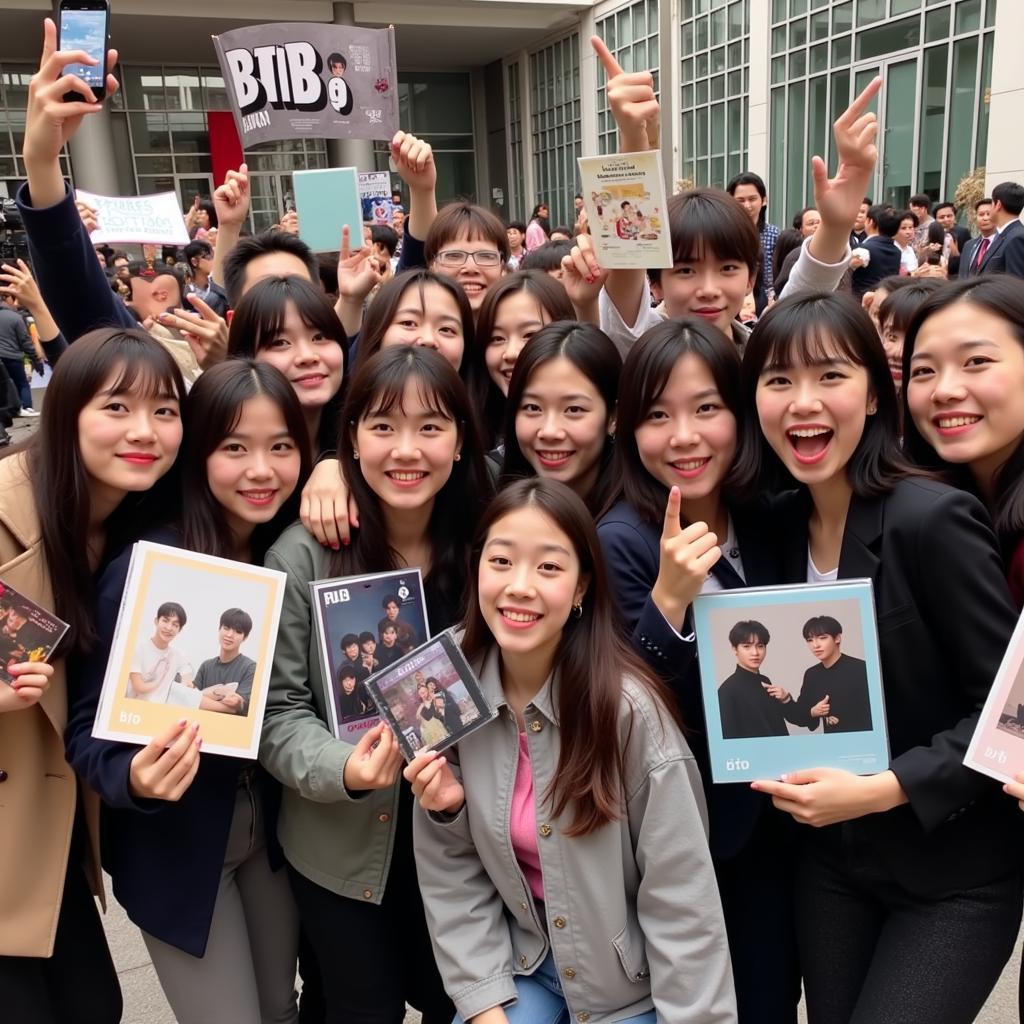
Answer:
[
  {"xmin": 92, "ymin": 542, "xmax": 287, "ymax": 759},
  {"xmin": 364, "ymin": 629, "xmax": 495, "ymax": 762},
  {"xmin": 692, "ymin": 580, "xmax": 890, "ymax": 783},
  {"xmin": 0, "ymin": 578, "xmax": 69, "ymax": 684},
  {"xmin": 576, "ymin": 150, "xmax": 673, "ymax": 270},
  {"xmin": 310, "ymin": 569, "xmax": 429, "ymax": 742},
  {"xmin": 965, "ymin": 608, "xmax": 1024, "ymax": 784}
]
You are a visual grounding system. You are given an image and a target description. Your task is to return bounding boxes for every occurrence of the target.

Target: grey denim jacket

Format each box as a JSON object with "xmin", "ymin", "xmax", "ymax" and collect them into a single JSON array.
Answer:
[{"xmin": 413, "ymin": 645, "xmax": 737, "ymax": 1023}]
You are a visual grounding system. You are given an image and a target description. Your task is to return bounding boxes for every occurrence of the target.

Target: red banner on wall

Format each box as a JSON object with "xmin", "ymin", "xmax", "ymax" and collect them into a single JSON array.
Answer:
[{"xmin": 208, "ymin": 110, "xmax": 244, "ymax": 190}]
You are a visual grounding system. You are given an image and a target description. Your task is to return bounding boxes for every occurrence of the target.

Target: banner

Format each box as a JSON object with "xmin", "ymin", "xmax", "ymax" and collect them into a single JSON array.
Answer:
[
  {"xmin": 75, "ymin": 189, "xmax": 190, "ymax": 246},
  {"xmin": 213, "ymin": 23, "xmax": 399, "ymax": 147},
  {"xmin": 358, "ymin": 170, "xmax": 393, "ymax": 224}
]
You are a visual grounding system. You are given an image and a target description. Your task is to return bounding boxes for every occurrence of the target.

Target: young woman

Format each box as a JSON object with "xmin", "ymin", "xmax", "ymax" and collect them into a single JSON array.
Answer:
[
  {"xmin": 525, "ymin": 202, "xmax": 550, "ymax": 251},
  {"xmin": 405, "ymin": 478, "xmax": 736, "ymax": 1024},
  {"xmin": 64, "ymin": 359, "xmax": 311, "ymax": 1024},
  {"xmin": 472, "ymin": 270, "xmax": 575, "ymax": 448},
  {"xmin": 875, "ymin": 277, "xmax": 942, "ymax": 395},
  {"xmin": 258, "ymin": 345, "xmax": 491, "ymax": 1023},
  {"xmin": 227, "ymin": 274, "xmax": 346, "ymax": 457},
  {"xmin": 737, "ymin": 292, "xmax": 1024, "ymax": 1024},
  {"xmin": 499, "ymin": 321, "xmax": 620, "ymax": 514},
  {"xmin": 597, "ymin": 316, "xmax": 798, "ymax": 1024},
  {"xmin": 425, "ymin": 203, "xmax": 510, "ymax": 314},
  {"xmin": 727, "ymin": 171, "xmax": 780, "ymax": 310},
  {"xmin": 0, "ymin": 327, "xmax": 187, "ymax": 1024}
]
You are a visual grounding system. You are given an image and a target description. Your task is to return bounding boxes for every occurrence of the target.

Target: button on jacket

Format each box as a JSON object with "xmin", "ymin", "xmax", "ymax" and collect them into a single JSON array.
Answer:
[{"xmin": 413, "ymin": 645, "xmax": 737, "ymax": 1024}]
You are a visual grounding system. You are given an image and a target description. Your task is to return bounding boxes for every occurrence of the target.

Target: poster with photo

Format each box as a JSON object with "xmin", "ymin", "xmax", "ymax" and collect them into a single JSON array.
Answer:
[
  {"xmin": 577, "ymin": 150, "xmax": 673, "ymax": 270},
  {"xmin": 965, "ymin": 609, "xmax": 1024, "ymax": 784},
  {"xmin": 0, "ymin": 579, "xmax": 69, "ymax": 685},
  {"xmin": 92, "ymin": 542, "xmax": 286, "ymax": 758},
  {"xmin": 359, "ymin": 170, "xmax": 394, "ymax": 224},
  {"xmin": 365, "ymin": 630, "xmax": 495, "ymax": 762},
  {"xmin": 693, "ymin": 580, "xmax": 889, "ymax": 783},
  {"xmin": 310, "ymin": 569, "xmax": 429, "ymax": 743}
]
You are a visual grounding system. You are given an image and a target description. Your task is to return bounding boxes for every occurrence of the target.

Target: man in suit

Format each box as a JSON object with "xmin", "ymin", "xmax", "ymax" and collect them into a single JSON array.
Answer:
[
  {"xmin": 793, "ymin": 615, "xmax": 873, "ymax": 734},
  {"xmin": 977, "ymin": 181, "xmax": 1024, "ymax": 279},
  {"xmin": 851, "ymin": 205, "xmax": 902, "ymax": 296},
  {"xmin": 933, "ymin": 201, "xmax": 971, "ymax": 276},
  {"xmin": 959, "ymin": 197, "xmax": 996, "ymax": 278}
]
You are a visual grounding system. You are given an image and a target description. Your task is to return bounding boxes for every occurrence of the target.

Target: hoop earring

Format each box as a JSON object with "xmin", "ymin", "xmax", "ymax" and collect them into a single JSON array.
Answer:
[{"xmin": 572, "ymin": 602, "xmax": 583, "ymax": 619}]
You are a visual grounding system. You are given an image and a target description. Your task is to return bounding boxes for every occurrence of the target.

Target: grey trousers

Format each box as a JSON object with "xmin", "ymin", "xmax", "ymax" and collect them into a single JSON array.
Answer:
[{"xmin": 142, "ymin": 783, "xmax": 299, "ymax": 1024}]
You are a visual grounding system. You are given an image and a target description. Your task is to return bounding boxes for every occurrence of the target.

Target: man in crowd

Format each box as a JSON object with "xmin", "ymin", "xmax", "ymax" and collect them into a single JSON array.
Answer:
[
  {"xmin": 0, "ymin": 288, "xmax": 41, "ymax": 418},
  {"xmin": 977, "ymin": 181, "xmax": 1024, "ymax": 279},
  {"xmin": 851, "ymin": 205, "xmax": 902, "ymax": 296},
  {"xmin": 960, "ymin": 196, "xmax": 997, "ymax": 278},
  {"xmin": 910, "ymin": 192, "xmax": 934, "ymax": 247},
  {"xmin": 933, "ymin": 201, "xmax": 971, "ymax": 276}
]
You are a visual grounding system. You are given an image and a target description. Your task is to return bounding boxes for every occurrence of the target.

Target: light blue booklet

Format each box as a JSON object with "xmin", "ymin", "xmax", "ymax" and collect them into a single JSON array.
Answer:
[
  {"xmin": 692, "ymin": 580, "xmax": 889, "ymax": 783},
  {"xmin": 292, "ymin": 167, "xmax": 364, "ymax": 253}
]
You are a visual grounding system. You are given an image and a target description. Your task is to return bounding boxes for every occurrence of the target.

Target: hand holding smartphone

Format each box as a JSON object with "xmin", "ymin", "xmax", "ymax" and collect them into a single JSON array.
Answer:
[{"xmin": 57, "ymin": 0, "xmax": 110, "ymax": 103}]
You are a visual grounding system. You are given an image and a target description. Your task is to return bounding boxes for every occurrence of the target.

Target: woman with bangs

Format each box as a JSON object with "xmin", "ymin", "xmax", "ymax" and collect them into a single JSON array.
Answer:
[
  {"xmin": 597, "ymin": 316, "xmax": 799, "ymax": 1023},
  {"xmin": 473, "ymin": 271, "xmax": 575, "ymax": 449},
  {"xmin": 65, "ymin": 359, "xmax": 311, "ymax": 1023},
  {"xmin": 259, "ymin": 346, "xmax": 491, "ymax": 1023},
  {"xmin": 737, "ymin": 292, "xmax": 1023, "ymax": 1024},
  {"xmin": 0, "ymin": 328, "xmax": 186, "ymax": 1023},
  {"xmin": 499, "ymin": 321, "xmax": 620, "ymax": 515},
  {"xmin": 424, "ymin": 203, "xmax": 510, "ymax": 315}
]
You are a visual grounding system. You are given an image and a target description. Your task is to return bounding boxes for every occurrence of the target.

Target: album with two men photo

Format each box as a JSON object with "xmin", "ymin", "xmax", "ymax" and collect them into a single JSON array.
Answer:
[
  {"xmin": 0, "ymin": 578, "xmax": 69, "ymax": 684},
  {"xmin": 693, "ymin": 580, "xmax": 890, "ymax": 783}
]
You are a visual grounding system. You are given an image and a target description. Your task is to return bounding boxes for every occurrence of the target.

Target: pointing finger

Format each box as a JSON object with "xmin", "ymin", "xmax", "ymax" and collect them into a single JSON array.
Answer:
[
  {"xmin": 662, "ymin": 485, "xmax": 682, "ymax": 540},
  {"xmin": 591, "ymin": 35, "xmax": 624, "ymax": 80}
]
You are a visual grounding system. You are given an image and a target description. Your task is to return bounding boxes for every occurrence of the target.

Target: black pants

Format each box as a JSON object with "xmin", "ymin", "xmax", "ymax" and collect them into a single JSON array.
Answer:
[
  {"xmin": 0, "ymin": 853, "xmax": 122, "ymax": 1024},
  {"xmin": 288, "ymin": 784, "xmax": 453, "ymax": 1024},
  {"xmin": 796, "ymin": 830, "xmax": 1023, "ymax": 1024},
  {"xmin": 715, "ymin": 806, "xmax": 802, "ymax": 1024}
]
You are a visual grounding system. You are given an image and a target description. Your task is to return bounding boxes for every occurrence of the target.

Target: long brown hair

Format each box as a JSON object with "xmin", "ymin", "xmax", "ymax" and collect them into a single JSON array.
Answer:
[{"xmin": 461, "ymin": 478, "xmax": 682, "ymax": 836}]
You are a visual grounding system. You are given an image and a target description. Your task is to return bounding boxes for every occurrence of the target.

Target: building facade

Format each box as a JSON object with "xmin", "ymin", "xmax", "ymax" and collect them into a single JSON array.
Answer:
[{"xmin": 2, "ymin": 0, "xmax": 1021, "ymax": 232}]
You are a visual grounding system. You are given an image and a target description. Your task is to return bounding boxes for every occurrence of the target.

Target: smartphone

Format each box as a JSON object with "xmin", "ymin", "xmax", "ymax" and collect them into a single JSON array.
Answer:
[{"xmin": 57, "ymin": 0, "xmax": 110, "ymax": 103}]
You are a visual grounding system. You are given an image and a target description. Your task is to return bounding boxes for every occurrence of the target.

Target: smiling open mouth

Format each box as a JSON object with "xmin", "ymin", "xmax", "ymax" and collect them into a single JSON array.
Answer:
[
  {"xmin": 787, "ymin": 426, "xmax": 833, "ymax": 463},
  {"xmin": 536, "ymin": 450, "xmax": 573, "ymax": 467},
  {"xmin": 386, "ymin": 470, "xmax": 428, "ymax": 485},
  {"xmin": 500, "ymin": 609, "xmax": 542, "ymax": 628},
  {"xmin": 935, "ymin": 414, "xmax": 982, "ymax": 434},
  {"xmin": 670, "ymin": 457, "xmax": 711, "ymax": 478}
]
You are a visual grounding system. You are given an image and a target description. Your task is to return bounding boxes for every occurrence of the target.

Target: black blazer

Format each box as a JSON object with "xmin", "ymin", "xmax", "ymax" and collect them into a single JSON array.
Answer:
[
  {"xmin": 598, "ymin": 499, "xmax": 784, "ymax": 860},
  {"xmin": 774, "ymin": 478, "xmax": 1024, "ymax": 896},
  {"xmin": 959, "ymin": 234, "xmax": 986, "ymax": 278},
  {"xmin": 978, "ymin": 218, "xmax": 1024, "ymax": 278},
  {"xmin": 851, "ymin": 235, "xmax": 902, "ymax": 295}
]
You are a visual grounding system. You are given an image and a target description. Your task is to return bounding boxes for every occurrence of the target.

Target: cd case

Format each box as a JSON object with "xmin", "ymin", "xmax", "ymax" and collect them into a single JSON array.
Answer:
[
  {"xmin": 0, "ymin": 577, "xmax": 69, "ymax": 684},
  {"xmin": 693, "ymin": 579, "xmax": 890, "ymax": 783},
  {"xmin": 364, "ymin": 629, "xmax": 495, "ymax": 762}
]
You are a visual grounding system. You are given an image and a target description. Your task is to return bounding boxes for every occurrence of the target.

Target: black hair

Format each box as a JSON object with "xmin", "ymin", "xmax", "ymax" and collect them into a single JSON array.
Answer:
[
  {"xmin": 975, "ymin": 196, "xmax": 994, "ymax": 212},
  {"xmin": 370, "ymin": 224, "xmax": 399, "ymax": 257},
  {"xmin": 328, "ymin": 52, "xmax": 346, "ymax": 70},
  {"xmin": 220, "ymin": 608, "xmax": 253, "ymax": 636},
  {"xmin": 341, "ymin": 632, "xmax": 360, "ymax": 649},
  {"xmin": 802, "ymin": 615, "xmax": 842, "ymax": 639},
  {"xmin": 520, "ymin": 240, "xmax": 572, "ymax": 273},
  {"xmin": 358, "ymin": 631, "xmax": 375, "ymax": 644},
  {"xmin": 933, "ymin": 201, "xmax": 957, "ymax": 217},
  {"xmin": 222, "ymin": 230, "xmax": 318, "ymax": 307},
  {"xmin": 550, "ymin": 225, "xmax": 575, "ymax": 239},
  {"xmin": 792, "ymin": 207, "xmax": 818, "ymax": 231},
  {"xmin": 735, "ymin": 292, "xmax": 920, "ymax": 501},
  {"xmin": 770, "ymin": 228, "xmax": 803, "ymax": 292},
  {"xmin": 909, "ymin": 193, "xmax": 932, "ymax": 210},
  {"xmin": 926, "ymin": 220, "xmax": 946, "ymax": 247},
  {"xmin": 992, "ymin": 182, "xmax": 1024, "ymax": 217},
  {"xmin": 668, "ymin": 189, "xmax": 761, "ymax": 276},
  {"xmin": 184, "ymin": 239, "xmax": 213, "ymax": 269},
  {"xmin": 425, "ymin": 203, "xmax": 510, "ymax": 263},
  {"xmin": 339, "ymin": 665, "xmax": 358, "ymax": 681},
  {"xmin": 157, "ymin": 601, "xmax": 187, "ymax": 627},
  {"xmin": 381, "ymin": 594, "xmax": 399, "ymax": 609},
  {"xmin": 507, "ymin": 220, "xmax": 526, "ymax": 234},
  {"xmin": 877, "ymin": 279, "xmax": 943, "ymax": 335},
  {"xmin": 897, "ymin": 209, "xmax": 919, "ymax": 229},
  {"xmin": 381, "ymin": 622, "xmax": 398, "ymax": 634},
  {"xmin": 728, "ymin": 620, "xmax": 769, "ymax": 646},
  {"xmin": 726, "ymin": 171, "xmax": 768, "ymax": 229},
  {"xmin": 875, "ymin": 208, "xmax": 903, "ymax": 238},
  {"xmin": 602, "ymin": 317, "xmax": 741, "ymax": 524}
]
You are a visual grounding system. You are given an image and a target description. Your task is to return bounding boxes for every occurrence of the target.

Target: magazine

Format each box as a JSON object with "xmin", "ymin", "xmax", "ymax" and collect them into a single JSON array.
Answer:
[
  {"xmin": 0, "ymin": 578, "xmax": 69, "ymax": 684},
  {"xmin": 92, "ymin": 542, "xmax": 286, "ymax": 758},
  {"xmin": 310, "ymin": 569, "xmax": 429, "ymax": 742},
  {"xmin": 692, "ymin": 580, "xmax": 889, "ymax": 783},
  {"xmin": 364, "ymin": 630, "xmax": 495, "ymax": 762}
]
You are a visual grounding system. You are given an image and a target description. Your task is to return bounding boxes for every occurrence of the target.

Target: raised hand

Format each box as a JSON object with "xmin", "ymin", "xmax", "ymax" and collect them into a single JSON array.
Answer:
[
  {"xmin": 649, "ymin": 486, "xmax": 721, "ymax": 630},
  {"xmin": 404, "ymin": 749, "xmax": 465, "ymax": 814},
  {"xmin": 158, "ymin": 292, "xmax": 228, "ymax": 369},
  {"xmin": 213, "ymin": 163, "xmax": 251, "ymax": 229},
  {"xmin": 390, "ymin": 131, "xmax": 436, "ymax": 194},
  {"xmin": 592, "ymin": 36, "xmax": 659, "ymax": 152},
  {"xmin": 560, "ymin": 233, "xmax": 608, "ymax": 322},
  {"xmin": 129, "ymin": 719, "xmax": 202, "ymax": 801},
  {"xmin": 336, "ymin": 224, "xmax": 384, "ymax": 303}
]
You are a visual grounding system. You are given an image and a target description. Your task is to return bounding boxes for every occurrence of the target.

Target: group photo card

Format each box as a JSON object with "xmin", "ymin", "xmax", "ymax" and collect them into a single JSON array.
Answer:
[
  {"xmin": 92, "ymin": 542, "xmax": 286, "ymax": 759},
  {"xmin": 965, "ymin": 609, "xmax": 1024, "ymax": 784},
  {"xmin": 0, "ymin": 578, "xmax": 69, "ymax": 684},
  {"xmin": 310, "ymin": 569, "xmax": 429, "ymax": 743},
  {"xmin": 365, "ymin": 630, "xmax": 495, "ymax": 762},
  {"xmin": 693, "ymin": 580, "xmax": 889, "ymax": 784}
]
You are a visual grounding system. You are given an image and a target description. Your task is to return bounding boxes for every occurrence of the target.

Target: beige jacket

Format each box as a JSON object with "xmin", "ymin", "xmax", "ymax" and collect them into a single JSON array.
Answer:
[{"xmin": 0, "ymin": 453, "xmax": 103, "ymax": 956}]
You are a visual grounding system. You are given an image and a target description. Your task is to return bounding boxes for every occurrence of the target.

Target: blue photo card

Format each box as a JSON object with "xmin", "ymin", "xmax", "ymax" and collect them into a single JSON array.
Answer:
[
  {"xmin": 692, "ymin": 580, "xmax": 890, "ymax": 783},
  {"xmin": 292, "ymin": 166, "xmax": 364, "ymax": 253}
]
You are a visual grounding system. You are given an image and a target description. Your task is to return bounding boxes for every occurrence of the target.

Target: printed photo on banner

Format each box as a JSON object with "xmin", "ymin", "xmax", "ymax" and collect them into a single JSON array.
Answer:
[
  {"xmin": 310, "ymin": 569, "xmax": 429, "ymax": 742},
  {"xmin": 359, "ymin": 170, "xmax": 394, "ymax": 224},
  {"xmin": 0, "ymin": 578, "xmax": 69, "ymax": 685},
  {"xmin": 75, "ymin": 189, "xmax": 190, "ymax": 246},
  {"xmin": 692, "ymin": 580, "xmax": 889, "ymax": 783},
  {"xmin": 92, "ymin": 542, "xmax": 286, "ymax": 758},
  {"xmin": 577, "ymin": 150, "xmax": 673, "ymax": 270},
  {"xmin": 365, "ymin": 630, "xmax": 495, "ymax": 762},
  {"xmin": 965, "ymin": 609, "xmax": 1024, "ymax": 784},
  {"xmin": 213, "ymin": 22, "xmax": 399, "ymax": 147}
]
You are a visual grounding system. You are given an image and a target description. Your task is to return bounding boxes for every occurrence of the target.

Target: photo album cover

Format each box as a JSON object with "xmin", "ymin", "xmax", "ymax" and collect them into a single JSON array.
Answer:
[
  {"xmin": 92, "ymin": 542, "xmax": 286, "ymax": 759},
  {"xmin": 310, "ymin": 569, "xmax": 429, "ymax": 742},
  {"xmin": 965, "ymin": 608, "xmax": 1024, "ymax": 784},
  {"xmin": 0, "ymin": 578, "xmax": 69, "ymax": 684},
  {"xmin": 692, "ymin": 580, "xmax": 889, "ymax": 783},
  {"xmin": 364, "ymin": 629, "xmax": 495, "ymax": 762}
]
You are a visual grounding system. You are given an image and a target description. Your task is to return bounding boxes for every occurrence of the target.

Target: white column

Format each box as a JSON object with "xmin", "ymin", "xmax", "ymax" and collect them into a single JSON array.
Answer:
[
  {"xmin": 67, "ymin": 105, "xmax": 120, "ymax": 193},
  {"xmin": 579, "ymin": 8, "xmax": 599, "ymax": 159},
  {"xmin": 985, "ymin": 0, "xmax": 1024, "ymax": 192},
  {"xmin": 327, "ymin": 1, "xmax": 376, "ymax": 171},
  {"xmin": 746, "ymin": 0, "xmax": 771, "ymax": 178}
]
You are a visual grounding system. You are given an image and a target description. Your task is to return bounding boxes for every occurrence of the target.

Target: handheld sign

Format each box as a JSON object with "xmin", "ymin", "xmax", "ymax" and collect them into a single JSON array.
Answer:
[
  {"xmin": 75, "ymin": 190, "xmax": 190, "ymax": 246},
  {"xmin": 292, "ymin": 168, "xmax": 365, "ymax": 254}
]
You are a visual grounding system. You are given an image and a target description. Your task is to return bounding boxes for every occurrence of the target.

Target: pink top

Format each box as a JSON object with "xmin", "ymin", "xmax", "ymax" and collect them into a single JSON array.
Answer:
[
  {"xmin": 509, "ymin": 731, "xmax": 544, "ymax": 901},
  {"xmin": 525, "ymin": 219, "xmax": 548, "ymax": 252}
]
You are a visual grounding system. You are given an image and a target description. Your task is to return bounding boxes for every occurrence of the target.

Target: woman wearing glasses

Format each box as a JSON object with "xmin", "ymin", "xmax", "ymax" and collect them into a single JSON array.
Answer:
[{"xmin": 423, "ymin": 203, "xmax": 509, "ymax": 314}]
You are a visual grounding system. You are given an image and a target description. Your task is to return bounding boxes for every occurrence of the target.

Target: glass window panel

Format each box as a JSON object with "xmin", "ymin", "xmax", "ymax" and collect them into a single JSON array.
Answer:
[
  {"xmin": 682, "ymin": 21, "xmax": 695, "ymax": 54},
  {"xmin": 770, "ymin": 87, "xmax": 786, "ymax": 225},
  {"xmin": 696, "ymin": 79, "xmax": 709, "ymax": 104},
  {"xmin": 772, "ymin": 25, "xmax": 787, "ymax": 53},
  {"xmin": 744, "ymin": 37, "xmax": 749, "ymax": 61},
  {"xmin": 696, "ymin": 15, "xmax": 709, "ymax": 48},
  {"xmin": 202, "ymin": 72, "xmax": 229, "ymax": 111},
  {"xmin": 0, "ymin": 157, "xmax": 15, "ymax": 177},
  {"xmin": 955, "ymin": 0, "xmax": 981, "ymax": 32},
  {"xmin": 728, "ymin": 41, "xmax": 743, "ymax": 64},
  {"xmin": 810, "ymin": 42, "xmax": 829, "ymax": 72},
  {"xmin": 124, "ymin": 66, "xmax": 166, "ymax": 109},
  {"xmin": 137, "ymin": 175, "xmax": 175, "ymax": 196},
  {"xmin": 728, "ymin": 98, "xmax": 743, "ymax": 151},
  {"xmin": 728, "ymin": 69, "xmax": 742, "ymax": 94},
  {"xmin": 712, "ymin": 7, "xmax": 727, "ymax": 45},
  {"xmin": 711, "ymin": 102, "xmax": 725, "ymax": 153},
  {"xmin": 683, "ymin": 83, "xmax": 695, "ymax": 106},
  {"xmin": 829, "ymin": 68, "xmax": 851, "ymax": 166},
  {"xmin": 633, "ymin": 1, "xmax": 647, "ymax": 37},
  {"xmin": 833, "ymin": 1, "xmax": 854, "ymax": 32},
  {"xmin": 892, "ymin": 0, "xmax": 921, "ymax": 13},
  {"xmin": 407, "ymin": 72, "xmax": 474, "ymax": 133},
  {"xmin": 128, "ymin": 111, "xmax": 170, "ymax": 153},
  {"xmin": 810, "ymin": 10, "xmax": 830, "ymax": 39},
  {"xmin": 808, "ymin": 75, "xmax": 828, "ymax": 195},
  {"xmin": 811, "ymin": 0, "xmax": 829, "ymax": 7},
  {"xmin": 682, "ymin": 57, "xmax": 694, "ymax": 79},
  {"xmin": 986, "ymin": 0, "xmax": 997, "ymax": 27},
  {"xmin": 729, "ymin": 2, "xmax": 744, "ymax": 39},
  {"xmin": 925, "ymin": 7, "xmax": 951, "ymax": 40},
  {"xmin": 786, "ymin": 81, "xmax": 806, "ymax": 219},
  {"xmin": 619, "ymin": 9, "xmax": 634, "ymax": 45},
  {"xmin": 832, "ymin": 35, "xmax": 852, "ymax": 65},
  {"xmin": 856, "ymin": 16, "xmax": 921, "ymax": 60},
  {"xmin": 164, "ymin": 69, "xmax": 201, "ymax": 111},
  {"xmin": 791, "ymin": 17, "xmax": 808, "ymax": 46},
  {"xmin": 712, "ymin": 46, "xmax": 727, "ymax": 72},
  {"xmin": 134, "ymin": 155, "xmax": 173, "ymax": 174},
  {"xmin": 711, "ymin": 74, "xmax": 726, "ymax": 100},
  {"xmin": 696, "ymin": 0, "xmax": 709, "ymax": 12},
  {"xmin": 772, "ymin": 56, "xmax": 787, "ymax": 83},
  {"xmin": 918, "ymin": 44, "xmax": 948, "ymax": 197},
  {"xmin": 856, "ymin": 0, "xmax": 886, "ymax": 25},
  {"xmin": 772, "ymin": 0, "xmax": 787, "ymax": 21},
  {"xmin": 975, "ymin": 30, "xmax": 994, "ymax": 171},
  {"xmin": 682, "ymin": 109, "xmax": 695, "ymax": 163},
  {"xmin": 790, "ymin": 50, "xmax": 807, "ymax": 76},
  {"xmin": 168, "ymin": 112, "xmax": 208, "ymax": 153},
  {"xmin": 696, "ymin": 107, "xmax": 709, "ymax": 158},
  {"xmin": 881, "ymin": 60, "xmax": 916, "ymax": 208},
  {"xmin": 696, "ymin": 52, "xmax": 709, "ymax": 76},
  {"xmin": 711, "ymin": 155, "xmax": 725, "ymax": 188},
  {"xmin": 945, "ymin": 36, "xmax": 978, "ymax": 198}
]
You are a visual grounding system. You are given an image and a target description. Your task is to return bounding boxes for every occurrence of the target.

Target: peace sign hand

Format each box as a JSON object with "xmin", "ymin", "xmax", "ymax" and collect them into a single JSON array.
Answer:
[
  {"xmin": 649, "ymin": 486, "xmax": 721, "ymax": 630},
  {"xmin": 158, "ymin": 292, "xmax": 228, "ymax": 369},
  {"xmin": 591, "ymin": 36, "xmax": 660, "ymax": 152}
]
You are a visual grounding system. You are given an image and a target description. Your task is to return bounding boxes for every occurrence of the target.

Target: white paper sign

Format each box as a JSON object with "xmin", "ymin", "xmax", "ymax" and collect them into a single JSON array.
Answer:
[{"xmin": 76, "ymin": 189, "xmax": 190, "ymax": 246}]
